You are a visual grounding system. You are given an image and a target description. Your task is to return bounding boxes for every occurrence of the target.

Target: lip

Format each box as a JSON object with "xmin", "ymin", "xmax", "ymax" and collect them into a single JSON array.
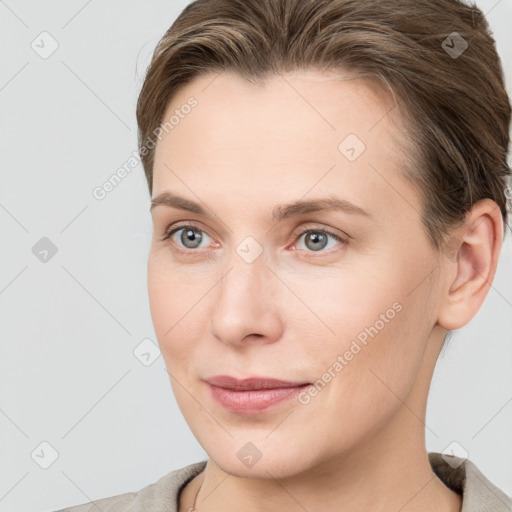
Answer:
[
  {"xmin": 204, "ymin": 375, "xmax": 311, "ymax": 414},
  {"xmin": 205, "ymin": 375, "xmax": 310, "ymax": 390}
]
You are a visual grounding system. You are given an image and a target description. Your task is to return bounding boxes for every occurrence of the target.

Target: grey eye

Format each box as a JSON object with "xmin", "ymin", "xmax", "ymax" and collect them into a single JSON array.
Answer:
[
  {"xmin": 303, "ymin": 232, "xmax": 329, "ymax": 251},
  {"xmin": 177, "ymin": 227, "xmax": 204, "ymax": 249},
  {"xmin": 296, "ymin": 229, "xmax": 342, "ymax": 253}
]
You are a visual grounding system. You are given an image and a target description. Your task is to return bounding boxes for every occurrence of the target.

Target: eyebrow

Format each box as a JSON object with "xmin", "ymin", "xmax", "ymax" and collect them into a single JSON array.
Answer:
[{"xmin": 150, "ymin": 191, "xmax": 371, "ymax": 221}]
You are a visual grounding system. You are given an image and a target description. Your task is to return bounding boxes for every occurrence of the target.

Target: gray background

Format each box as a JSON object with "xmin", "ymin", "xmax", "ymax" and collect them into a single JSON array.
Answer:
[{"xmin": 0, "ymin": 1, "xmax": 511, "ymax": 511}]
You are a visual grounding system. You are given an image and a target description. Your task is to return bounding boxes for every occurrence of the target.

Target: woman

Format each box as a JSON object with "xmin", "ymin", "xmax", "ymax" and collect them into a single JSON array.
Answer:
[{"xmin": 57, "ymin": 0, "xmax": 512, "ymax": 510}]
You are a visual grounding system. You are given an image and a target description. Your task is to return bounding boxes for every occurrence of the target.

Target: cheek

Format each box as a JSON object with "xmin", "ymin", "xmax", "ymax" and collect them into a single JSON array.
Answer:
[
  {"xmin": 296, "ymin": 292, "xmax": 427, "ymax": 449},
  {"xmin": 147, "ymin": 252, "xmax": 212, "ymax": 366},
  {"xmin": 147, "ymin": 255, "xmax": 170, "ymax": 337},
  {"xmin": 147, "ymin": 254, "xmax": 184, "ymax": 353},
  {"xmin": 299, "ymin": 253, "xmax": 434, "ymax": 399},
  {"xmin": 290, "ymin": 260, "xmax": 402, "ymax": 348}
]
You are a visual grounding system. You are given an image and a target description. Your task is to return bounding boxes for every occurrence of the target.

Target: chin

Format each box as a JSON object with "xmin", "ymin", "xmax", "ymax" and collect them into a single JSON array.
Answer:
[
  {"xmin": 196, "ymin": 430, "xmax": 321, "ymax": 480},
  {"xmin": 214, "ymin": 453, "xmax": 310, "ymax": 480}
]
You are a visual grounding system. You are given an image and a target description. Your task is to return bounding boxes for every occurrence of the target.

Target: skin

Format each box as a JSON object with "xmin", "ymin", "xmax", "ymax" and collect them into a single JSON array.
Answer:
[{"xmin": 147, "ymin": 69, "xmax": 503, "ymax": 512}]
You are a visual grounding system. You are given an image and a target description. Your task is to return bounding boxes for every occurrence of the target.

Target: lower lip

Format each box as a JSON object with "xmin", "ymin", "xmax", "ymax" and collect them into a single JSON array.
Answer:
[{"xmin": 208, "ymin": 383, "xmax": 310, "ymax": 414}]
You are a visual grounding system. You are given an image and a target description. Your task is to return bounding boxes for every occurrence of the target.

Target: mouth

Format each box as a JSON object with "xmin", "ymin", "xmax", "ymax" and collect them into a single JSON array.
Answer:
[{"xmin": 204, "ymin": 375, "xmax": 312, "ymax": 414}]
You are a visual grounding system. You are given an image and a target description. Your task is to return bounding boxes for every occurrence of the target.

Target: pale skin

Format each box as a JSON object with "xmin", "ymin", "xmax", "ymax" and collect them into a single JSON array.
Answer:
[{"xmin": 147, "ymin": 69, "xmax": 503, "ymax": 512}]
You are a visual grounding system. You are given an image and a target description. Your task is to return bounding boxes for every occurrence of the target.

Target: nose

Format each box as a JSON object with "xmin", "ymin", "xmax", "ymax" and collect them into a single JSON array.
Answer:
[{"xmin": 209, "ymin": 247, "xmax": 283, "ymax": 349}]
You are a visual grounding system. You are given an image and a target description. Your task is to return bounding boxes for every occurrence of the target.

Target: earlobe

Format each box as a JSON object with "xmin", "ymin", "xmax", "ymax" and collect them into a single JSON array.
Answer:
[{"xmin": 437, "ymin": 199, "xmax": 503, "ymax": 331}]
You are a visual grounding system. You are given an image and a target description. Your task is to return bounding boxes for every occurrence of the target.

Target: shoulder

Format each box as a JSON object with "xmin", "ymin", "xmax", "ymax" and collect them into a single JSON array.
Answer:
[
  {"xmin": 53, "ymin": 460, "xmax": 207, "ymax": 512},
  {"xmin": 428, "ymin": 452, "xmax": 512, "ymax": 511}
]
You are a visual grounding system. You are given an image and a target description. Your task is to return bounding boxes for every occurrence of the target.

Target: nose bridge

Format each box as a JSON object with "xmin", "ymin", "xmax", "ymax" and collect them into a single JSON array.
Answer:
[
  {"xmin": 210, "ymin": 237, "xmax": 278, "ymax": 345},
  {"xmin": 220, "ymin": 229, "xmax": 268, "ymax": 295},
  {"xmin": 217, "ymin": 239, "xmax": 267, "ymax": 314}
]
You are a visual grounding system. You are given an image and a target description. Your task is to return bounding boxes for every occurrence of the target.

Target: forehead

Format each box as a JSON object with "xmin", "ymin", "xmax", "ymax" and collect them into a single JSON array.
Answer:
[{"xmin": 152, "ymin": 69, "xmax": 418, "ymax": 223}]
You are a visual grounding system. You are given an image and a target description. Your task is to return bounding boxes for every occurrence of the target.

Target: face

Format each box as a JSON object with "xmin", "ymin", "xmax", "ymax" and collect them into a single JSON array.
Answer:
[{"xmin": 148, "ymin": 69, "xmax": 446, "ymax": 478}]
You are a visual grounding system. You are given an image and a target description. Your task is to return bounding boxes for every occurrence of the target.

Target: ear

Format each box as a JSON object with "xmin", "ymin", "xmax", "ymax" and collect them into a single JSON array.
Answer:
[{"xmin": 437, "ymin": 198, "xmax": 504, "ymax": 331}]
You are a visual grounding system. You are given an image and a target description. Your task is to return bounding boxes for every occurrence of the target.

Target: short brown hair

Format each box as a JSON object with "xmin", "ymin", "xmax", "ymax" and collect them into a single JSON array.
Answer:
[{"xmin": 136, "ymin": 0, "xmax": 511, "ymax": 251}]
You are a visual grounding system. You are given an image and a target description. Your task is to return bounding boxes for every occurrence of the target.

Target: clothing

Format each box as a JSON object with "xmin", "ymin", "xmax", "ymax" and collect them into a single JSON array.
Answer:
[{"xmin": 54, "ymin": 452, "xmax": 512, "ymax": 511}]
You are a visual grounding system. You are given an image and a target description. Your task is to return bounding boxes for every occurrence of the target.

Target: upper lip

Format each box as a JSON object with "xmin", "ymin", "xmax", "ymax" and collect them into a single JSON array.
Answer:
[{"xmin": 205, "ymin": 375, "xmax": 310, "ymax": 390}]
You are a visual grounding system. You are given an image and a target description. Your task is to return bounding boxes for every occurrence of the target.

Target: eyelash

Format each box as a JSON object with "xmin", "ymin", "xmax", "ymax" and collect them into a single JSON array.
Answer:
[{"xmin": 160, "ymin": 222, "xmax": 349, "ymax": 259}]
